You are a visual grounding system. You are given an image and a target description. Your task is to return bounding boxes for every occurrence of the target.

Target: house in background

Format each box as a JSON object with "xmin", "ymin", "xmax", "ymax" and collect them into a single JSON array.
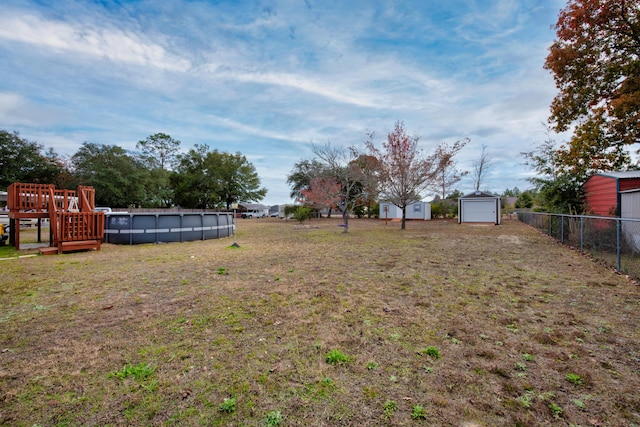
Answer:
[
  {"xmin": 583, "ymin": 171, "xmax": 640, "ymax": 216},
  {"xmin": 379, "ymin": 201, "xmax": 431, "ymax": 220},
  {"xmin": 458, "ymin": 191, "xmax": 501, "ymax": 225}
]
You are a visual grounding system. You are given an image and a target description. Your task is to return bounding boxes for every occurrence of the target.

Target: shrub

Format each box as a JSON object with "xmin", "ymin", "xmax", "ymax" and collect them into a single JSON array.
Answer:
[{"xmin": 292, "ymin": 206, "xmax": 311, "ymax": 223}]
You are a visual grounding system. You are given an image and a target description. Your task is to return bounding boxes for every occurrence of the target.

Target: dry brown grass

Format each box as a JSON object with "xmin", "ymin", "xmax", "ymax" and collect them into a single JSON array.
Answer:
[{"xmin": 1, "ymin": 217, "xmax": 639, "ymax": 426}]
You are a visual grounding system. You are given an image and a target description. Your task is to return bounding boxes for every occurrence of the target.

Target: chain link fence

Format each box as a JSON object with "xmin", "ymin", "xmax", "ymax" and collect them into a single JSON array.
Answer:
[{"xmin": 518, "ymin": 212, "xmax": 640, "ymax": 281}]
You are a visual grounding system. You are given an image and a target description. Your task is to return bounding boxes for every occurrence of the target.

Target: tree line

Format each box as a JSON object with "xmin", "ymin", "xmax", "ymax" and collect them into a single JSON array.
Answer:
[{"xmin": 0, "ymin": 131, "xmax": 266, "ymax": 209}]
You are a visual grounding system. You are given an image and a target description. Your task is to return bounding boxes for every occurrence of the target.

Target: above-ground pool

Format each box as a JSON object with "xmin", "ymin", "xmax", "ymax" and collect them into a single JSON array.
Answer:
[{"xmin": 103, "ymin": 212, "xmax": 234, "ymax": 244}]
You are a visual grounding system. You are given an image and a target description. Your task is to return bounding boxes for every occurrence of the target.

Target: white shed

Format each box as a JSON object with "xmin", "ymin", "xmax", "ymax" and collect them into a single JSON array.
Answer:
[
  {"xmin": 620, "ymin": 189, "xmax": 640, "ymax": 252},
  {"xmin": 458, "ymin": 191, "xmax": 501, "ymax": 225},
  {"xmin": 379, "ymin": 201, "xmax": 431, "ymax": 220}
]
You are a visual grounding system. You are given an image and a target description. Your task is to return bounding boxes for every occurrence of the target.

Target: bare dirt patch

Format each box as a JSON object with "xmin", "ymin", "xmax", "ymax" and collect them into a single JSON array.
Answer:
[{"xmin": 1, "ymin": 218, "xmax": 638, "ymax": 426}]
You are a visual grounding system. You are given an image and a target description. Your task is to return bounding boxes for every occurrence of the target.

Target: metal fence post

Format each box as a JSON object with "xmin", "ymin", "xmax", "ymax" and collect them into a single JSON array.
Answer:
[{"xmin": 617, "ymin": 218, "xmax": 621, "ymax": 272}]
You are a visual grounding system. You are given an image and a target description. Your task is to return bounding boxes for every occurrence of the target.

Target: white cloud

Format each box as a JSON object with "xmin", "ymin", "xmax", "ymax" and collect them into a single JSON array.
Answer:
[{"xmin": 0, "ymin": 10, "xmax": 191, "ymax": 71}]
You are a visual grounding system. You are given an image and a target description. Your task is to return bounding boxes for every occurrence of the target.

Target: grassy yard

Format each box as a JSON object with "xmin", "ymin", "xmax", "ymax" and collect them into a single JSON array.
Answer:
[{"xmin": 1, "ymin": 218, "xmax": 639, "ymax": 426}]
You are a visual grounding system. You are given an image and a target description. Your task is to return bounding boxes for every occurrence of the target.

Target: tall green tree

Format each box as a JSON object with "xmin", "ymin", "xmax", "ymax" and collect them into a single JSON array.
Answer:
[
  {"xmin": 217, "ymin": 150, "xmax": 267, "ymax": 209},
  {"xmin": 515, "ymin": 191, "xmax": 534, "ymax": 209},
  {"xmin": 171, "ymin": 146, "xmax": 266, "ymax": 209},
  {"xmin": 502, "ymin": 187, "xmax": 521, "ymax": 197},
  {"xmin": 0, "ymin": 130, "xmax": 64, "ymax": 189},
  {"xmin": 522, "ymin": 133, "xmax": 584, "ymax": 213},
  {"xmin": 135, "ymin": 133, "xmax": 181, "ymax": 208},
  {"xmin": 286, "ymin": 159, "xmax": 326, "ymax": 201},
  {"xmin": 136, "ymin": 133, "xmax": 181, "ymax": 170},
  {"xmin": 71, "ymin": 142, "xmax": 149, "ymax": 207},
  {"xmin": 170, "ymin": 145, "xmax": 212, "ymax": 208},
  {"xmin": 545, "ymin": 0, "xmax": 640, "ymax": 166}
]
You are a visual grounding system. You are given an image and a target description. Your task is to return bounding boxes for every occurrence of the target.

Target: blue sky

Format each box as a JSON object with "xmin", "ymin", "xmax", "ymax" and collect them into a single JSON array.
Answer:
[{"xmin": 0, "ymin": 0, "xmax": 567, "ymax": 205}]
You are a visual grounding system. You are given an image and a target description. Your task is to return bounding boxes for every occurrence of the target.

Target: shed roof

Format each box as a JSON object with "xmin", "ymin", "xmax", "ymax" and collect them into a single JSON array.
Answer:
[
  {"xmin": 459, "ymin": 191, "xmax": 500, "ymax": 199},
  {"xmin": 594, "ymin": 170, "xmax": 640, "ymax": 179}
]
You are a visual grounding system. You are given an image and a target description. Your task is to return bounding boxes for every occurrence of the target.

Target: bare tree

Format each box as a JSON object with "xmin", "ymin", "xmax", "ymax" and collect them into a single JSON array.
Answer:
[
  {"xmin": 312, "ymin": 142, "xmax": 365, "ymax": 233},
  {"xmin": 472, "ymin": 144, "xmax": 491, "ymax": 191},
  {"xmin": 351, "ymin": 148, "xmax": 382, "ymax": 218},
  {"xmin": 432, "ymin": 139, "xmax": 469, "ymax": 216}
]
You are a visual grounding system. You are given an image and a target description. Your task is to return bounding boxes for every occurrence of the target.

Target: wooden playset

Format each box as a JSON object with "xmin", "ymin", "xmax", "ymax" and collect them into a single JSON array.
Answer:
[{"xmin": 6, "ymin": 183, "xmax": 104, "ymax": 254}]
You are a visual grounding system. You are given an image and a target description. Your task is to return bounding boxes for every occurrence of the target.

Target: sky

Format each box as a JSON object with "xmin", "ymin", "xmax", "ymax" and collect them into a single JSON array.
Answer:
[{"xmin": 0, "ymin": 0, "xmax": 569, "ymax": 206}]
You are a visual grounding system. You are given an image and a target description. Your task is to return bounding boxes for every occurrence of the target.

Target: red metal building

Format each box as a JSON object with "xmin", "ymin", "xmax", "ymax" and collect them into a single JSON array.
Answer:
[{"xmin": 583, "ymin": 171, "xmax": 640, "ymax": 216}]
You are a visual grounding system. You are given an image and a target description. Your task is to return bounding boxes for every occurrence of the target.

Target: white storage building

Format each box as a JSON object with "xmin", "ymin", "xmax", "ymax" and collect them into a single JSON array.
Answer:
[
  {"xmin": 379, "ymin": 201, "xmax": 431, "ymax": 220},
  {"xmin": 458, "ymin": 191, "xmax": 501, "ymax": 225}
]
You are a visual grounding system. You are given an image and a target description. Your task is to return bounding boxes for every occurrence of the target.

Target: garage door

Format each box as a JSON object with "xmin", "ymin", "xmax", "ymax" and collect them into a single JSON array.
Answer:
[{"xmin": 461, "ymin": 199, "xmax": 496, "ymax": 223}]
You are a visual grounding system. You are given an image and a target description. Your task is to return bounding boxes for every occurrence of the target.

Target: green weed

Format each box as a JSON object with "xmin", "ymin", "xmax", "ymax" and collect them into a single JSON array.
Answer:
[
  {"xmin": 566, "ymin": 373, "xmax": 583, "ymax": 385},
  {"xmin": 326, "ymin": 349, "xmax": 350, "ymax": 365},
  {"xmin": 572, "ymin": 398, "xmax": 586, "ymax": 410},
  {"xmin": 521, "ymin": 353, "xmax": 535, "ymax": 362},
  {"xmin": 110, "ymin": 362, "xmax": 156, "ymax": 381},
  {"xmin": 265, "ymin": 410, "xmax": 283, "ymax": 426},
  {"xmin": 383, "ymin": 400, "xmax": 398, "ymax": 418},
  {"xmin": 140, "ymin": 379, "xmax": 159, "ymax": 392},
  {"xmin": 549, "ymin": 402, "xmax": 563, "ymax": 418},
  {"xmin": 516, "ymin": 391, "xmax": 534, "ymax": 408},
  {"xmin": 411, "ymin": 404, "xmax": 427, "ymax": 420},
  {"xmin": 421, "ymin": 346, "xmax": 441, "ymax": 359},
  {"xmin": 218, "ymin": 396, "xmax": 236, "ymax": 413}
]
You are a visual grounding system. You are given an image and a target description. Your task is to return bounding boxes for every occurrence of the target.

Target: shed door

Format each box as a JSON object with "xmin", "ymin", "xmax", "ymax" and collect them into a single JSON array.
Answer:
[{"xmin": 462, "ymin": 199, "xmax": 496, "ymax": 223}]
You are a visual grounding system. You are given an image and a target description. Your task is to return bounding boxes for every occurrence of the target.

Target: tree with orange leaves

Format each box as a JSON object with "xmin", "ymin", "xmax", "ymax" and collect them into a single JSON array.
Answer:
[
  {"xmin": 299, "ymin": 176, "xmax": 342, "ymax": 213},
  {"xmin": 545, "ymin": 0, "xmax": 639, "ymax": 173}
]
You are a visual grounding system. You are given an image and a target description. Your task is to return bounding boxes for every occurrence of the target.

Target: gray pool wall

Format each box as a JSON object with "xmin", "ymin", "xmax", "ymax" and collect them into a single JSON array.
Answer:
[{"xmin": 104, "ymin": 212, "xmax": 234, "ymax": 244}]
